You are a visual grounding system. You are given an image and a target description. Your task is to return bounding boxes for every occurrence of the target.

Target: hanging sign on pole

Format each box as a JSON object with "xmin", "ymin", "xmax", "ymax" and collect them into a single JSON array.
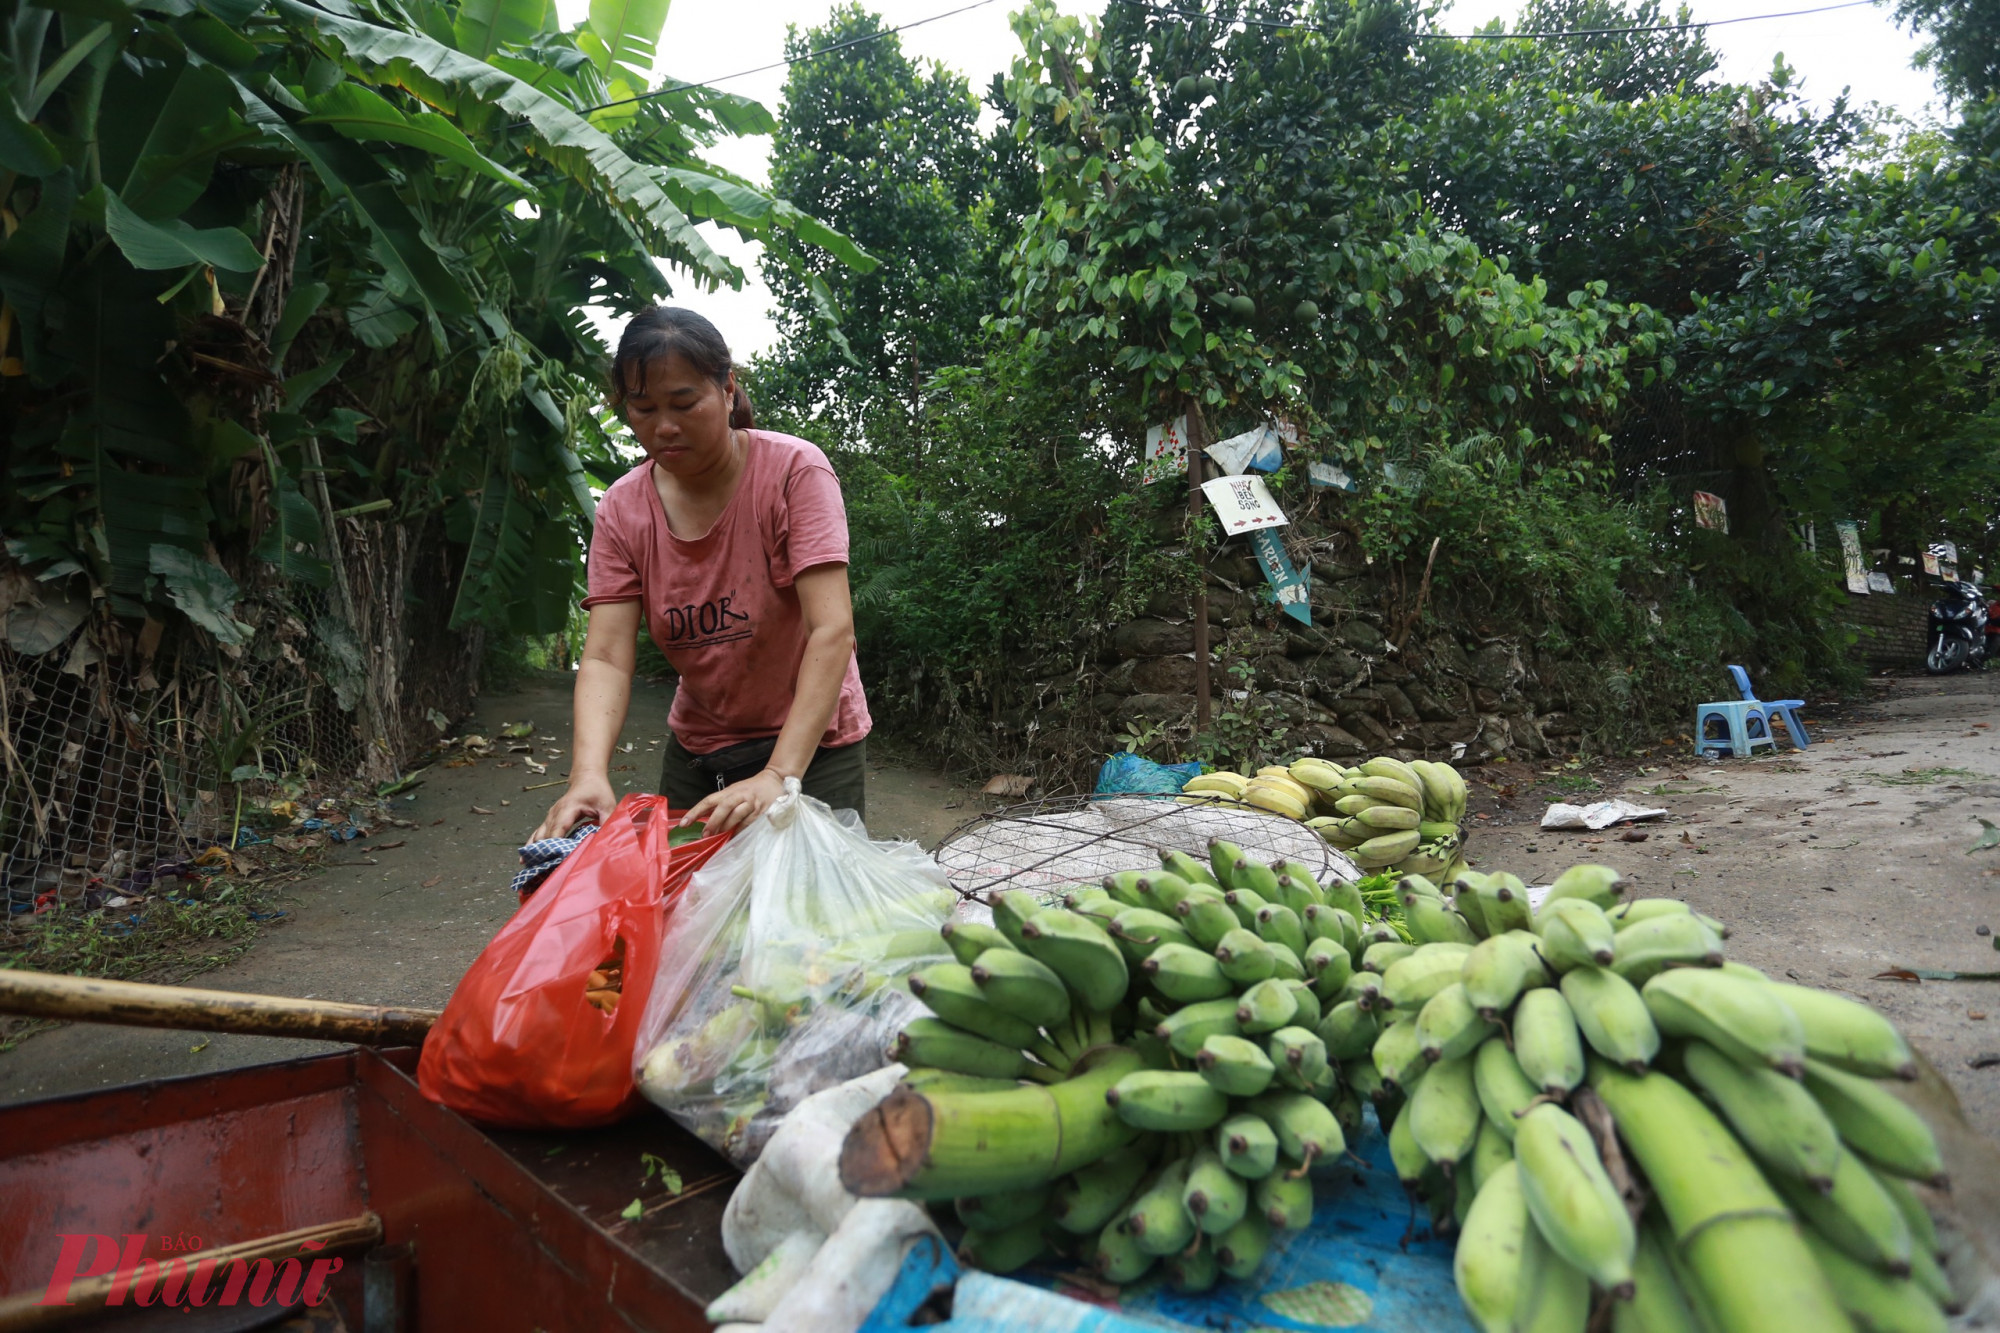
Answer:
[
  {"xmin": 1308, "ymin": 460, "xmax": 1356, "ymax": 491},
  {"xmin": 1249, "ymin": 529, "xmax": 1312, "ymax": 625},
  {"xmin": 1204, "ymin": 424, "xmax": 1284, "ymax": 475},
  {"xmin": 1200, "ymin": 474, "xmax": 1288, "ymax": 533},
  {"xmin": 1835, "ymin": 520, "xmax": 1868, "ymax": 594},
  {"xmin": 1141, "ymin": 417, "xmax": 1188, "ymax": 485}
]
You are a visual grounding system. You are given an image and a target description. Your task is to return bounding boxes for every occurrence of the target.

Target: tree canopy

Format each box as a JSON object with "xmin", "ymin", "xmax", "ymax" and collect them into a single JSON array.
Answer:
[{"xmin": 0, "ymin": 0, "xmax": 870, "ymax": 650}]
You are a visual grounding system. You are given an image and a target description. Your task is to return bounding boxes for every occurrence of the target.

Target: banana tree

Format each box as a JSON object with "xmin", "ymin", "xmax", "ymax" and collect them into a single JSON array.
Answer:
[{"xmin": 0, "ymin": 0, "xmax": 870, "ymax": 756}]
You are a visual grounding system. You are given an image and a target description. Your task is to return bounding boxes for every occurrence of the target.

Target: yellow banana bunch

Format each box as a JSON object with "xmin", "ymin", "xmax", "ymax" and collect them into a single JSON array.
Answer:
[
  {"xmin": 1240, "ymin": 774, "xmax": 1312, "ymax": 820},
  {"xmin": 1181, "ymin": 771, "xmax": 1249, "ymax": 801},
  {"xmin": 1287, "ymin": 757, "xmax": 1350, "ymax": 793}
]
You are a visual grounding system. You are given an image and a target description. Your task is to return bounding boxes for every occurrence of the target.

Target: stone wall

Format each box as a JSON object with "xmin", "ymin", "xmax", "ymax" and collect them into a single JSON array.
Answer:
[
  {"xmin": 1087, "ymin": 540, "xmax": 1580, "ymax": 764},
  {"xmin": 1840, "ymin": 587, "xmax": 1933, "ymax": 669}
]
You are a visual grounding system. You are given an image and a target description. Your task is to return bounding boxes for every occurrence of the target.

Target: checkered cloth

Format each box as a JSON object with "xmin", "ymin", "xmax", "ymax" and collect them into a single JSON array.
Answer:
[{"xmin": 511, "ymin": 823, "xmax": 599, "ymax": 897}]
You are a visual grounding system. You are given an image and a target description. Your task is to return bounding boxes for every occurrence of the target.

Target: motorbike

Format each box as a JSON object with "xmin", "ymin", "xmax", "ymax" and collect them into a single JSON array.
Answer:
[{"xmin": 1924, "ymin": 581, "xmax": 1991, "ymax": 673}]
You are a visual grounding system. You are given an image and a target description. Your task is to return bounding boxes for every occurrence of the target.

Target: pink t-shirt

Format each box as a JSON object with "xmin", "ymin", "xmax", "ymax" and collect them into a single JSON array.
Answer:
[{"xmin": 582, "ymin": 431, "xmax": 872, "ymax": 755}]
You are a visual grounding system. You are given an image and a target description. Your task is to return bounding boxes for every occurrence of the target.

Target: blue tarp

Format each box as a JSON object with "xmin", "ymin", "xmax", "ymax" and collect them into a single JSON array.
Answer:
[
  {"xmin": 1094, "ymin": 753, "xmax": 1203, "ymax": 796},
  {"xmin": 863, "ymin": 1111, "xmax": 1475, "ymax": 1333}
]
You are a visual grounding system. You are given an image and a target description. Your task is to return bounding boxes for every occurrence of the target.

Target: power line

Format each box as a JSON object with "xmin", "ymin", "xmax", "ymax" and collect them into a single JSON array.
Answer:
[
  {"xmin": 1454, "ymin": 0, "xmax": 1877, "ymax": 38},
  {"xmin": 553, "ymin": 0, "xmax": 1877, "ymax": 126},
  {"xmin": 1112, "ymin": 0, "xmax": 1879, "ymax": 40},
  {"xmin": 563, "ymin": 0, "xmax": 1001, "ymax": 121}
]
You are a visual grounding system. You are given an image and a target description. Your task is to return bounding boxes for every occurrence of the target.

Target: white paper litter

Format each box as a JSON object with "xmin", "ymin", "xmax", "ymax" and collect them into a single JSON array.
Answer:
[{"xmin": 1541, "ymin": 799, "xmax": 1668, "ymax": 831}]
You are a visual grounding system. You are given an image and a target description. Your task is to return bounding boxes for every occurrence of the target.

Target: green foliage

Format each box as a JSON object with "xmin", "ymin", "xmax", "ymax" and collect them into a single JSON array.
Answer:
[
  {"xmin": 1336, "ymin": 447, "xmax": 1860, "ymax": 745},
  {"xmin": 757, "ymin": 3, "xmax": 1021, "ymax": 430},
  {"xmin": 1895, "ymin": 0, "xmax": 2000, "ymax": 101},
  {"xmin": 787, "ymin": 344, "xmax": 1180, "ymax": 769},
  {"xmin": 1189, "ymin": 657, "xmax": 1290, "ymax": 773},
  {"xmin": 748, "ymin": 0, "xmax": 1977, "ymax": 778},
  {"xmin": 998, "ymin": 0, "xmax": 1671, "ymax": 461},
  {"xmin": 1408, "ymin": 14, "xmax": 1999, "ymax": 554},
  {"xmin": 0, "ymin": 0, "xmax": 866, "ymax": 657}
]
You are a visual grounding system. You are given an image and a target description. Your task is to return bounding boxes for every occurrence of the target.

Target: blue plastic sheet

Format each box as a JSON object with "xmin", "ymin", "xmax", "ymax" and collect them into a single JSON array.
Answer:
[
  {"xmin": 1094, "ymin": 753, "xmax": 1203, "ymax": 796},
  {"xmin": 869, "ymin": 1110, "xmax": 1475, "ymax": 1333}
]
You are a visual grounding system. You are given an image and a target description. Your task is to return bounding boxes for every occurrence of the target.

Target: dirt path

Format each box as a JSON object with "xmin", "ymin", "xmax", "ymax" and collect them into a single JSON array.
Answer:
[
  {"xmin": 1465, "ymin": 669, "xmax": 2000, "ymax": 1140},
  {"xmin": 8, "ymin": 670, "xmax": 2000, "ymax": 1148},
  {"xmin": 0, "ymin": 671, "xmax": 983, "ymax": 1103}
]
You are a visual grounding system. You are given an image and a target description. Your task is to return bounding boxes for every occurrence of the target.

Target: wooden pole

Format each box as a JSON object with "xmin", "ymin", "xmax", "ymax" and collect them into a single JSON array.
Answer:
[
  {"xmin": 0, "ymin": 970, "xmax": 439, "ymax": 1046},
  {"xmin": 1186, "ymin": 406, "xmax": 1212, "ymax": 729},
  {"xmin": 0, "ymin": 1213, "xmax": 383, "ymax": 1332}
]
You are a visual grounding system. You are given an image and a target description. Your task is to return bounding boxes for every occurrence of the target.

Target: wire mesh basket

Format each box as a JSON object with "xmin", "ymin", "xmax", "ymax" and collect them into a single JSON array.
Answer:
[{"xmin": 932, "ymin": 794, "xmax": 1360, "ymax": 904}]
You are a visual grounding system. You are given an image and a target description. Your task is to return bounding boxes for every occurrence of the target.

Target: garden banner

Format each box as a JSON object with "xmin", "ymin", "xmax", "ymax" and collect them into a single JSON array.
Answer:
[
  {"xmin": 1250, "ymin": 529, "xmax": 1312, "ymax": 626},
  {"xmin": 1692, "ymin": 491, "xmax": 1728, "ymax": 532}
]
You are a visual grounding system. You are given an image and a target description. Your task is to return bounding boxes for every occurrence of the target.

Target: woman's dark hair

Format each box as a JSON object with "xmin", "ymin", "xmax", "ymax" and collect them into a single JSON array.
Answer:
[{"xmin": 609, "ymin": 305, "xmax": 755, "ymax": 429}]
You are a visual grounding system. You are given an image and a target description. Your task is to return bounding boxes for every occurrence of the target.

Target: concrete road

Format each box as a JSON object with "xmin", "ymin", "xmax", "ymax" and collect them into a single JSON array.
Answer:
[
  {"xmin": 1467, "ymin": 669, "xmax": 2000, "ymax": 1141},
  {"xmin": 0, "ymin": 671, "xmax": 981, "ymax": 1103}
]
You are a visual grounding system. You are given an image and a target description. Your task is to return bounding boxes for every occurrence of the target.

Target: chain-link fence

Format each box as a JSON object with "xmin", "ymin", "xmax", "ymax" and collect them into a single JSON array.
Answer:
[
  {"xmin": 0, "ymin": 505, "xmax": 501, "ymax": 919},
  {"xmin": 0, "ymin": 586, "xmax": 377, "ymax": 916}
]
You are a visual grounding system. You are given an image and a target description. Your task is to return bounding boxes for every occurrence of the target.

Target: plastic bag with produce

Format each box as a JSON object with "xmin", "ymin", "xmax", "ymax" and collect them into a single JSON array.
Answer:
[
  {"xmin": 633, "ymin": 778, "xmax": 956, "ymax": 1165},
  {"xmin": 417, "ymin": 794, "xmax": 730, "ymax": 1128}
]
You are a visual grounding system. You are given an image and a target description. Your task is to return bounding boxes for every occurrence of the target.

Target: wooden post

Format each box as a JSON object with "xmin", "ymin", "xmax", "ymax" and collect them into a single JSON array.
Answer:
[
  {"xmin": 0, "ymin": 970, "xmax": 440, "ymax": 1046},
  {"xmin": 1186, "ymin": 406, "xmax": 1211, "ymax": 728}
]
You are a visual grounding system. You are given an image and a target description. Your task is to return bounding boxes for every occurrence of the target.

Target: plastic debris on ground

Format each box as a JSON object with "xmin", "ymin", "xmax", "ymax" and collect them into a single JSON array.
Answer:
[{"xmin": 1539, "ymin": 798, "xmax": 1668, "ymax": 830}]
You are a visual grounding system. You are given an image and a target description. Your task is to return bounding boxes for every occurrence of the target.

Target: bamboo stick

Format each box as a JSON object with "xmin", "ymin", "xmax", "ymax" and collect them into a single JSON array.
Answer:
[
  {"xmin": 0, "ymin": 1213, "xmax": 383, "ymax": 1331},
  {"xmin": 0, "ymin": 970, "xmax": 439, "ymax": 1046}
]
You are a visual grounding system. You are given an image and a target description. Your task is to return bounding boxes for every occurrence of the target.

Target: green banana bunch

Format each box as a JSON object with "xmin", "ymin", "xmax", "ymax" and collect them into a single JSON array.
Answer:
[
  {"xmin": 858, "ymin": 853, "xmax": 1940, "ymax": 1333},
  {"xmin": 1801, "ymin": 1059, "xmax": 1947, "ymax": 1187},
  {"xmin": 1644, "ymin": 967, "xmax": 1807, "ymax": 1077},
  {"xmin": 1409, "ymin": 758, "xmax": 1469, "ymax": 823},
  {"xmin": 1513, "ymin": 1104, "xmax": 1636, "ymax": 1295}
]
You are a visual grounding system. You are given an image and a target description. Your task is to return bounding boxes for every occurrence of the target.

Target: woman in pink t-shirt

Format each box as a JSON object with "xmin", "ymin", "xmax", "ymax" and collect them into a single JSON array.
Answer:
[{"xmin": 531, "ymin": 308, "xmax": 872, "ymax": 838}]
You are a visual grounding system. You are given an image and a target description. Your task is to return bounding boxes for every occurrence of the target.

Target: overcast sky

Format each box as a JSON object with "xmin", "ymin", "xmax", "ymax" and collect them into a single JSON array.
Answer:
[{"xmin": 554, "ymin": 0, "xmax": 1943, "ymax": 361}]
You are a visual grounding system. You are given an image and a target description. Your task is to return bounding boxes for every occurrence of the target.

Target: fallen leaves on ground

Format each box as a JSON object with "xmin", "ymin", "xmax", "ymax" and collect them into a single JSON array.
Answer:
[{"xmin": 1968, "ymin": 817, "xmax": 2000, "ymax": 854}]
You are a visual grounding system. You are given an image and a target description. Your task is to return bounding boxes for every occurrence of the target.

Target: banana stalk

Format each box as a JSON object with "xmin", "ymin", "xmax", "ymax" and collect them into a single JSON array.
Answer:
[
  {"xmin": 840, "ymin": 1047, "xmax": 1145, "ymax": 1200},
  {"xmin": 1591, "ymin": 1064, "xmax": 1856, "ymax": 1333}
]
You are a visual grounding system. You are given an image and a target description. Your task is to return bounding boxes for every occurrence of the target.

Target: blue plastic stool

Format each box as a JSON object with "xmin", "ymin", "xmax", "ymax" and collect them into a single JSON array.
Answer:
[
  {"xmin": 1727, "ymin": 665, "xmax": 1809, "ymax": 748},
  {"xmin": 1695, "ymin": 700, "xmax": 1779, "ymax": 758}
]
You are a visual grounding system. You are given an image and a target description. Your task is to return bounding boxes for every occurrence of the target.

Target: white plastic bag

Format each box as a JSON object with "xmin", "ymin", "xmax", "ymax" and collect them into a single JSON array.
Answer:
[{"xmin": 633, "ymin": 779, "xmax": 954, "ymax": 1165}]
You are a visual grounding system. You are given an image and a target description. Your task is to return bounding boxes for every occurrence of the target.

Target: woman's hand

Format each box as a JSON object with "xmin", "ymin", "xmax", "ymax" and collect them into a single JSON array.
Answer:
[
  {"xmin": 685, "ymin": 768, "xmax": 788, "ymax": 834},
  {"xmin": 532, "ymin": 772, "xmax": 617, "ymax": 842}
]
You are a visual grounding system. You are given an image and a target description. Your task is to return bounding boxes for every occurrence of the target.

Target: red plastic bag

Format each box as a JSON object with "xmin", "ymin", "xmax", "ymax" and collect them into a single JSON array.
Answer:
[{"xmin": 418, "ymin": 795, "xmax": 730, "ymax": 1128}]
